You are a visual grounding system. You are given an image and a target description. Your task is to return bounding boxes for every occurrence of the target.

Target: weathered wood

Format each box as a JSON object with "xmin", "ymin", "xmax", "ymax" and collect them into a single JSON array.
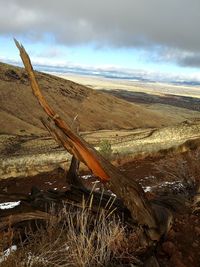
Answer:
[
  {"xmin": 66, "ymin": 156, "xmax": 84, "ymax": 188},
  {"xmin": 0, "ymin": 186, "xmax": 133, "ymax": 232},
  {"xmin": 0, "ymin": 210, "xmax": 50, "ymax": 231},
  {"xmin": 0, "ymin": 155, "xmax": 132, "ymax": 231},
  {"xmin": 0, "ymin": 154, "xmax": 133, "ymax": 229},
  {"xmin": 14, "ymin": 39, "xmax": 161, "ymax": 241}
]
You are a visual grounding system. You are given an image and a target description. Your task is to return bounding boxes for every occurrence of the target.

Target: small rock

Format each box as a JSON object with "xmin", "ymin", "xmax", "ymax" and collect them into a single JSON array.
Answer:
[
  {"xmin": 170, "ymin": 254, "xmax": 187, "ymax": 267},
  {"xmin": 166, "ymin": 229, "xmax": 175, "ymax": 240},
  {"xmin": 190, "ymin": 215, "xmax": 196, "ymax": 220},
  {"xmin": 2, "ymin": 187, "xmax": 7, "ymax": 193},
  {"xmin": 144, "ymin": 256, "xmax": 160, "ymax": 267},
  {"xmin": 194, "ymin": 226, "xmax": 200, "ymax": 236},
  {"xmin": 162, "ymin": 241, "xmax": 176, "ymax": 256},
  {"xmin": 5, "ymin": 69, "xmax": 20, "ymax": 80},
  {"xmin": 188, "ymin": 255, "xmax": 194, "ymax": 262},
  {"xmin": 192, "ymin": 241, "xmax": 198, "ymax": 248}
]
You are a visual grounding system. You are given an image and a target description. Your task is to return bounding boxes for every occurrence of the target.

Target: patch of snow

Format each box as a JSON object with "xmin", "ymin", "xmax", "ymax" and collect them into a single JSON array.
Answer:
[
  {"xmin": 26, "ymin": 244, "xmax": 70, "ymax": 265},
  {"xmin": 107, "ymin": 190, "xmax": 117, "ymax": 197},
  {"xmin": 142, "ymin": 180, "xmax": 184, "ymax": 193},
  {"xmin": 141, "ymin": 175, "xmax": 156, "ymax": 182},
  {"xmin": 45, "ymin": 181, "xmax": 53, "ymax": 185},
  {"xmin": 143, "ymin": 186, "xmax": 152, "ymax": 192},
  {"xmin": 0, "ymin": 201, "xmax": 21, "ymax": 210},
  {"xmin": 158, "ymin": 180, "xmax": 184, "ymax": 190},
  {"xmin": 94, "ymin": 188, "xmax": 100, "ymax": 191},
  {"xmin": 27, "ymin": 253, "xmax": 48, "ymax": 266},
  {"xmin": 65, "ymin": 245, "xmax": 69, "ymax": 251},
  {"xmin": 144, "ymin": 175, "xmax": 156, "ymax": 180},
  {"xmin": 162, "ymin": 181, "xmax": 175, "ymax": 186},
  {"xmin": 81, "ymin": 175, "xmax": 92, "ymax": 180},
  {"xmin": 0, "ymin": 245, "xmax": 17, "ymax": 263}
]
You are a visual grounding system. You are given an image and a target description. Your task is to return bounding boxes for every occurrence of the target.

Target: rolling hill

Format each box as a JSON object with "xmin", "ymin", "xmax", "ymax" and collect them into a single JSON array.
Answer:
[{"xmin": 0, "ymin": 62, "xmax": 190, "ymax": 136}]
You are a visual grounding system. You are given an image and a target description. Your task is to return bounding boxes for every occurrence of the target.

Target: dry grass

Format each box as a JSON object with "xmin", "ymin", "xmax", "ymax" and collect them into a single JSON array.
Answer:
[
  {"xmin": 0, "ymin": 199, "xmax": 142, "ymax": 267},
  {"xmin": 154, "ymin": 149, "xmax": 200, "ymax": 196},
  {"xmin": 0, "ymin": 62, "xmax": 174, "ymax": 137}
]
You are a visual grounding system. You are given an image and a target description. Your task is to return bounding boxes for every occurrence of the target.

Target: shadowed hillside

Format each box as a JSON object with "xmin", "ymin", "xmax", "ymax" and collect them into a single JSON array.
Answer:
[{"xmin": 0, "ymin": 62, "xmax": 183, "ymax": 136}]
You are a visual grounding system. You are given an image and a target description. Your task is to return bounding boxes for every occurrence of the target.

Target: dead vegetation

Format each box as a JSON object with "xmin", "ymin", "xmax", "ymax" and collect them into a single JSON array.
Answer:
[
  {"xmin": 154, "ymin": 149, "xmax": 200, "ymax": 196},
  {"xmin": 1, "ymin": 204, "xmax": 138, "ymax": 267}
]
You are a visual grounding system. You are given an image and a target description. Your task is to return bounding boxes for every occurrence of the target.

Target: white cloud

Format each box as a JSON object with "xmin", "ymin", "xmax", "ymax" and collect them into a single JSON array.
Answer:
[
  {"xmin": 3, "ymin": 54, "xmax": 200, "ymax": 84},
  {"xmin": 0, "ymin": 0, "xmax": 200, "ymax": 53}
]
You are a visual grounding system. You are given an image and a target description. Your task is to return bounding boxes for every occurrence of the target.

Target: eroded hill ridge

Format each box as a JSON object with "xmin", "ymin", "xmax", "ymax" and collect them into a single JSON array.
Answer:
[{"xmin": 0, "ymin": 62, "xmax": 183, "ymax": 136}]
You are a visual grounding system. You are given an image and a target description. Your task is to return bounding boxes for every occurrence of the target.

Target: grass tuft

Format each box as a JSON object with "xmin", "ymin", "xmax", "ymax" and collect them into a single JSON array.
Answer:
[{"xmin": 0, "ymin": 200, "xmax": 142, "ymax": 267}]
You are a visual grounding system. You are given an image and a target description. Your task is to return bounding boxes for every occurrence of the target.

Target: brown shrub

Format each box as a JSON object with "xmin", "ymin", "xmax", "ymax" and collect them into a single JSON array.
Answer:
[
  {"xmin": 0, "ymin": 201, "xmax": 142, "ymax": 267},
  {"xmin": 154, "ymin": 149, "xmax": 200, "ymax": 196}
]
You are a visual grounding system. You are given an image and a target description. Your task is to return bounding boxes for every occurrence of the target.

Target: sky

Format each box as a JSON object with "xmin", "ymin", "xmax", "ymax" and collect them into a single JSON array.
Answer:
[{"xmin": 1, "ymin": 0, "xmax": 200, "ymax": 83}]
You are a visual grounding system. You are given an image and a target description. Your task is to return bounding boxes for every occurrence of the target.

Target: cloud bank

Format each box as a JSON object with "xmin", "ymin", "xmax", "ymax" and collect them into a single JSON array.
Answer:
[{"xmin": 1, "ymin": 0, "xmax": 200, "ymax": 67}]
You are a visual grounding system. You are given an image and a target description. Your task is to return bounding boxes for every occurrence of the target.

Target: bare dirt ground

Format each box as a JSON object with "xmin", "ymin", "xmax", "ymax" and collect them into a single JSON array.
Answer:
[
  {"xmin": 0, "ymin": 152, "xmax": 200, "ymax": 267},
  {"xmin": 56, "ymin": 73, "xmax": 200, "ymax": 99}
]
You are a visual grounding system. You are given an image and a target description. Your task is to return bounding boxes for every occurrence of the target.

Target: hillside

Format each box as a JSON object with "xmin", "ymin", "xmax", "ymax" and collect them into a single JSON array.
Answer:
[{"xmin": 0, "ymin": 62, "xmax": 184, "ymax": 136}]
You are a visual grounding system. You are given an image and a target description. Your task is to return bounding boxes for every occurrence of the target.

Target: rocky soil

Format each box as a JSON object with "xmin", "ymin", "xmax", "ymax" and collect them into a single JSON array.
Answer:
[{"xmin": 0, "ymin": 152, "xmax": 200, "ymax": 267}]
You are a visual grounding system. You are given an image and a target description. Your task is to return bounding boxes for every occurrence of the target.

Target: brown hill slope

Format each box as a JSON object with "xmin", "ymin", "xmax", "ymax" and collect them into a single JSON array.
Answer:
[{"xmin": 0, "ymin": 62, "xmax": 179, "ymax": 135}]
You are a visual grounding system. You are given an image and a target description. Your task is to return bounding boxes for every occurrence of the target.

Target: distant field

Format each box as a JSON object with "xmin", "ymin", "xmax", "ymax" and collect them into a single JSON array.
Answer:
[
  {"xmin": 55, "ymin": 73, "xmax": 200, "ymax": 98},
  {"xmin": 55, "ymin": 73, "xmax": 200, "ymax": 123}
]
